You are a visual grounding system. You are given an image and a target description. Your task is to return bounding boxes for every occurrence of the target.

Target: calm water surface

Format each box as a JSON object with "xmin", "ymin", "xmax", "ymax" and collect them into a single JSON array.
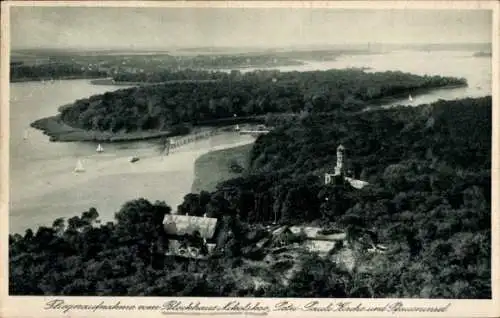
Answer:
[
  {"xmin": 9, "ymin": 51, "xmax": 491, "ymax": 233},
  {"xmin": 236, "ymin": 50, "xmax": 491, "ymax": 105}
]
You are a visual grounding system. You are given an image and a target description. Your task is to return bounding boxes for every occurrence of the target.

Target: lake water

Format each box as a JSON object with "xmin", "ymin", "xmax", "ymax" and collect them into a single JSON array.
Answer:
[
  {"xmin": 9, "ymin": 50, "xmax": 491, "ymax": 234},
  {"xmin": 9, "ymin": 80, "xmax": 255, "ymax": 234},
  {"xmin": 236, "ymin": 50, "xmax": 492, "ymax": 106}
]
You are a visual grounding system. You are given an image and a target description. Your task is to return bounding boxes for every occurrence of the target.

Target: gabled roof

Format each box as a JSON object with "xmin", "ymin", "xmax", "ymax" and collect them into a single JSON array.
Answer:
[{"xmin": 163, "ymin": 214, "xmax": 218, "ymax": 239}]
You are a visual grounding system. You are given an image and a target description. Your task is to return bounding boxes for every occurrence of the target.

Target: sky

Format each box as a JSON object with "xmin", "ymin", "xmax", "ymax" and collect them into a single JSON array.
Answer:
[{"xmin": 10, "ymin": 7, "xmax": 493, "ymax": 50}]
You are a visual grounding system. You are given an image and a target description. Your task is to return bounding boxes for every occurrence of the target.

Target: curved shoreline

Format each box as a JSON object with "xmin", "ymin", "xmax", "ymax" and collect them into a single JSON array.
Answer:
[
  {"xmin": 30, "ymin": 115, "xmax": 175, "ymax": 142},
  {"xmin": 30, "ymin": 81, "xmax": 466, "ymax": 143},
  {"xmin": 90, "ymin": 78, "xmax": 220, "ymax": 86},
  {"xmin": 30, "ymin": 113, "xmax": 267, "ymax": 143},
  {"xmin": 10, "ymin": 76, "xmax": 108, "ymax": 83},
  {"xmin": 9, "ymin": 132, "xmax": 256, "ymax": 234},
  {"xmin": 366, "ymin": 83, "xmax": 468, "ymax": 107}
]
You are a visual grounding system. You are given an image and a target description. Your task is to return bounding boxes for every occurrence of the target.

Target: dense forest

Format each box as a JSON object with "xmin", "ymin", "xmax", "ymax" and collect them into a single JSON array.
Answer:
[
  {"xmin": 56, "ymin": 69, "xmax": 466, "ymax": 133},
  {"xmin": 113, "ymin": 69, "xmax": 226, "ymax": 83},
  {"xmin": 10, "ymin": 63, "xmax": 107, "ymax": 82},
  {"xmin": 10, "ymin": 96, "xmax": 491, "ymax": 298}
]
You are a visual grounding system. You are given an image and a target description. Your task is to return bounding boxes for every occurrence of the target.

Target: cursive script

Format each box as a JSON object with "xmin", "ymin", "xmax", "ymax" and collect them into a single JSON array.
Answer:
[{"xmin": 43, "ymin": 299, "xmax": 452, "ymax": 315}]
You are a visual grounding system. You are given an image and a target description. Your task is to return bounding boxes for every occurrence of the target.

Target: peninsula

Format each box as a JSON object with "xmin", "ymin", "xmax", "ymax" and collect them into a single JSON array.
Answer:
[{"xmin": 30, "ymin": 69, "xmax": 467, "ymax": 142}]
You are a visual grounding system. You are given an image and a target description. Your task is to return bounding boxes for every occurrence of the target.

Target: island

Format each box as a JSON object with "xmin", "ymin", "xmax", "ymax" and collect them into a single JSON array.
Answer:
[
  {"xmin": 30, "ymin": 69, "xmax": 467, "ymax": 142},
  {"xmin": 10, "ymin": 48, "xmax": 376, "ymax": 83}
]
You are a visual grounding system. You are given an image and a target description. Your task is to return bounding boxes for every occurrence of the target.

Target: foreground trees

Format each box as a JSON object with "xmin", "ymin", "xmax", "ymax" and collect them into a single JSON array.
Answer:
[{"xmin": 10, "ymin": 96, "xmax": 490, "ymax": 298}]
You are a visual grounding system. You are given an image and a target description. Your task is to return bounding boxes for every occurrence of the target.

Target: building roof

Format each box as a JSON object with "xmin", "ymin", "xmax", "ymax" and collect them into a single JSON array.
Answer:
[
  {"xmin": 289, "ymin": 226, "xmax": 319, "ymax": 237},
  {"xmin": 345, "ymin": 177, "xmax": 370, "ymax": 189},
  {"xmin": 304, "ymin": 240, "xmax": 336, "ymax": 254},
  {"xmin": 271, "ymin": 225, "xmax": 290, "ymax": 236},
  {"xmin": 289, "ymin": 226, "xmax": 347, "ymax": 241},
  {"xmin": 163, "ymin": 214, "xmax": 218, "ymax": 239}
]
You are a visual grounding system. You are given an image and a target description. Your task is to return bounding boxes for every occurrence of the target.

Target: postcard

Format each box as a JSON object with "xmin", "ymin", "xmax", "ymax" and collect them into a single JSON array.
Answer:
[{"xmin": 1, "ymin": 1, "xmax": 498, "ymax": 317}]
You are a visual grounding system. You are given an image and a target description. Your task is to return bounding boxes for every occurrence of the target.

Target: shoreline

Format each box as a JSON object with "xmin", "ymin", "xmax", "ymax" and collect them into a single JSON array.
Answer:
[
  {"xmin": 9, "ymin": 133, "xmax": 256, "ymax": 234},
  {"xmin": 10, "ymin": 76, "xmax": 108, "ymax": 83},
  {"xmin": 365, "ymin": 83, "xmax": 469, "ymax": 107},
  {"xmin": 30, "ymin": 114, "xmax": 267, "ymax": 143},
  {"xmin": 90, "ymin": 78, "xmax": 219, "ymax": 86},
  {"xmin": 30, "ymin": 115, "xmax": 174, "ymax": 142},
  {"xmin": 29, "ymin": 80, "xmax": 467, "ymax": 143}
]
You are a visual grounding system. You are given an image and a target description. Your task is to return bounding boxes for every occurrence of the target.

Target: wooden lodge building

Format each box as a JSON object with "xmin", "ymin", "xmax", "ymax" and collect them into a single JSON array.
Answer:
[{"xmin": 163, "ymin": 214, "xmax": 218, "ymax": 259}]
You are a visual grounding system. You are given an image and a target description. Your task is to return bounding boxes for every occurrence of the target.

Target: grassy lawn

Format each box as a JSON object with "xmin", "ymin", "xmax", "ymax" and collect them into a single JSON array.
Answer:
[{"xmin": 191, "ymin": 144, "xmax": 253, "ymax": 193}]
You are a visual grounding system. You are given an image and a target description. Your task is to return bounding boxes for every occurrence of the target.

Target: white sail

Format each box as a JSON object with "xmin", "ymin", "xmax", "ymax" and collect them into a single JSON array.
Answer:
[
  {"xmin": 23, "ymin": 130, "xmax": 29, "ymax": 140},
  {"xmin": 235, "ymin": 124, "xmax": 240, "ymax": 131},
  {"xmin": 96, "ymin": 144, "xmax": 104, "ymax": 153},
  {"xmin": 74, "ymin": 160, "xmax": 85, "ymax": 173},
  {"xmin": 409, "ymin": 94, "xmax": 413, "ymax": 102}
]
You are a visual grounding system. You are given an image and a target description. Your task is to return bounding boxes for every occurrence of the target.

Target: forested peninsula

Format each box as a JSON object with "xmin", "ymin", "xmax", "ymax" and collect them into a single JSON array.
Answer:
[
  {"xmin": 11, "ymin": 96, "xmax": 491, "ymax": 298},
  {"xmin": 30, "ymin": 69, "xmax": 467, "ymax": 142}
]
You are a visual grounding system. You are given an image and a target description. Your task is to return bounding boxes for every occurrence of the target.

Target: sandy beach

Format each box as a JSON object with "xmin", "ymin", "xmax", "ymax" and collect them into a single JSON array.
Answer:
[{"xmin": 9, "ymin": 132, "xmax": 255, "ymax": 234}]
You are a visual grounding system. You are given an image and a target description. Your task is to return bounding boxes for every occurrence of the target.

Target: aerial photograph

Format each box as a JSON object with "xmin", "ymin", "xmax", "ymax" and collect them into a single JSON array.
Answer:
[{"xmin": 7, "ymin": 5, "xmax": 492, "ymax": 299}]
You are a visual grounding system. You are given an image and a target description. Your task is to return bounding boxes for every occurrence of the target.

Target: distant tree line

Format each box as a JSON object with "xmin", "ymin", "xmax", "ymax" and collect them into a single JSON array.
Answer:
[
  {"xmin": 113, "ymin": 69, "xmax": 226, "ymax": 83},
  {"xmin": 10, "ymin": 63, "xmax": 107, "ymax": 82},
  {"xmin": 58, "ymin": 69, "xmax": 466, "ymax": 133}
]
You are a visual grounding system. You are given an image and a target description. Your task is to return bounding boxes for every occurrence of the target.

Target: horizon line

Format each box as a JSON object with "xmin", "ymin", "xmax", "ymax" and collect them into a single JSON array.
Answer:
[{"xmin": 11, "ymin": 41, "xmax": 492, "ymax": 52}]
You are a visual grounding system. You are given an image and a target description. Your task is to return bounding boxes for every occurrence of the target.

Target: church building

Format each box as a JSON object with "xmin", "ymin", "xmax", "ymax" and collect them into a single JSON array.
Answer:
[{"xmin": 324, "ymin": 144, "xmax": 369, "ymax": 189}]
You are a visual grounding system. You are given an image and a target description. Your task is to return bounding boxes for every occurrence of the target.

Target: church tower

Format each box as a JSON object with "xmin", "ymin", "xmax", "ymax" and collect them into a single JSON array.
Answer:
[
  {"xmin": 334, "ymin": 144, "xmax": 345, "ymax": 176},
  {"xmin": 324, "ymin": 144, "xmax": 346, "ymax": 185}
]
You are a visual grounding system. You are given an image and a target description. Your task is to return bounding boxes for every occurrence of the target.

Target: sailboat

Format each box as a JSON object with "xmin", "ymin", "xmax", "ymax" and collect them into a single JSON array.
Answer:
[
  {"xmin": 235, "ymin": 124, "xmax": 240, "ymax": 132},
  {"xmin": 96, "ymin": 144, "xmax": 104, "ymax": 153},
  {"xmin": 408, "ymin": 94, "xmax": 413, "ymax": 102},
  {"xmin": 74, "ymin": 160, "xmax": 85, "ymax": 173},
  {"xmin": 23, "ymin": 129, "xmax": 29, "ymax": 140}
]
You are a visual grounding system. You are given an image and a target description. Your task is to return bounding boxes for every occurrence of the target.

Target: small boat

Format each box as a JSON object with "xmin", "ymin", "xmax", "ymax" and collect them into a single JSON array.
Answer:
[
  {"xmin": 96, "ymin": 144, "xmax": 104, "ymax": 153},
  {"xmin": 23, "ymin": 130, "xmax": 29, "ymax": 140},
  {"xmin": 408, "ymin": 94, "xmax": 413, "ymax": 102},
  {"xmin": 74, "ymin": 160, "xmax": 85, "ymax": 173},
  {"xmin": 130, "ymin": 157, "xmax": 140, "ymax": 163},
  {"xmin": 235, "ymin": 124, "xmax": 240, "ymax": 131}
]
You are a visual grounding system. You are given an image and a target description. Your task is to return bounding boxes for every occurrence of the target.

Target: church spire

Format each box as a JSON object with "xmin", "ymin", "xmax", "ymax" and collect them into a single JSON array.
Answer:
[{"xmin": 334, "ymin": 144, "xmax": 345, "ymax": 176}]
